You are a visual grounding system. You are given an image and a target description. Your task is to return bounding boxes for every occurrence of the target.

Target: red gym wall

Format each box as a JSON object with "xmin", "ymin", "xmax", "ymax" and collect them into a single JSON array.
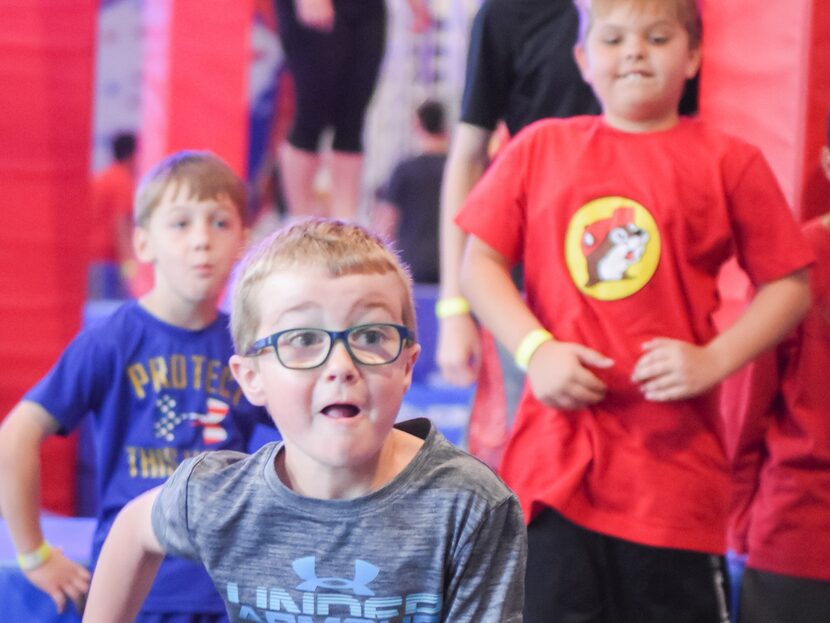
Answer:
[
  {"xmin": 0, "ymin": 2, "xmax": 828, "ymax": 515},
  {"xmin": 700, "ymin": 0, "xmax": 830, "ymax": 221},
  {"xmin": 700, "ymin": 0, "xmax": 830, "ymax": 320},
  {"xmin": 0, "ymin": 1, "xmax": 97, "ymax": 513},
  {"xmin": 0, "ymin": 1, "xmax": 251, "ymax": 514}
]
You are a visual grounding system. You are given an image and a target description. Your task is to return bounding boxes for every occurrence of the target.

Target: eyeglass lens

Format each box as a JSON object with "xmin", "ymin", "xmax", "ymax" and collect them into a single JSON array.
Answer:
[{"xmin": 276, "ymin": 325, "xmax": 403, "ymax": 368}]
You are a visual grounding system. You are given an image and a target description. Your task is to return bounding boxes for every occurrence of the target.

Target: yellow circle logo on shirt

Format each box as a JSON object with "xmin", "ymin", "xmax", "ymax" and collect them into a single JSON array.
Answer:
[{"xmin": 564, "ymin": 196, "xmax": 660, "ymax": 301}]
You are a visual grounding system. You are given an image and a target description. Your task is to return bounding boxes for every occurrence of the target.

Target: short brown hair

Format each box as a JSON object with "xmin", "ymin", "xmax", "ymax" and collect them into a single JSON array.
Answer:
[
  {"xmin": 230, "ymin": 218, "xmax": 417, "ymax": 356},
  {"xmin": 574, "ymin": 0, "xmax": 702, "ymax": 49},
  {"xmin": 133, "ymin": 150, "xmax": 247, "ymax": 227}
]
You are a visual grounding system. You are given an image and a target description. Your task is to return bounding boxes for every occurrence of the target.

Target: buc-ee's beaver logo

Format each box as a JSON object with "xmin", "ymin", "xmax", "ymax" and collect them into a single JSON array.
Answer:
[{"xmin": 564, "ymin": 197, "xmax": 660, "ymax": 301}]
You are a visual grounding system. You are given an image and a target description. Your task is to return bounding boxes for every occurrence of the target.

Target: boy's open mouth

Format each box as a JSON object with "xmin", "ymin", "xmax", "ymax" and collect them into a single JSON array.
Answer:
[{"xmin": 321, "ymin": 404, "xmax": 360, "ymax": 418}]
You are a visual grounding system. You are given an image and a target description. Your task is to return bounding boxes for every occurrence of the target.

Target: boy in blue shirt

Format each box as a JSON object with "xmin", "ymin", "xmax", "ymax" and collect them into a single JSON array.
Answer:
[{"xmin": 0, "ymin": 151, "xmax": 266, "ymax": 622}]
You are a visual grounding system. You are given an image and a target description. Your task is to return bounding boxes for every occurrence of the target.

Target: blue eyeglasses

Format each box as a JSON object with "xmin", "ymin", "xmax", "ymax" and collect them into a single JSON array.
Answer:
[{"xmin": 245, "ymin": 323, "xmax": 413, "ymax": 370}]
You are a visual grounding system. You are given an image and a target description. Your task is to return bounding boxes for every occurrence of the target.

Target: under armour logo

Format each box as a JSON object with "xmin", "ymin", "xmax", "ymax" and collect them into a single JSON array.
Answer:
[
  {"xmin": 153, "ymin": 395, "xmax": 229, "ymax": 444},
  {"xmin": 292, "ymin": 556, "xmax": 379, "ymax": 596}
]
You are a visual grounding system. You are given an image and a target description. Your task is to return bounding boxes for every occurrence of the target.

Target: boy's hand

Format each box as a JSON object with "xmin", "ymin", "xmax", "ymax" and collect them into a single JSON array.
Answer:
[
  {"xmin": 296, "ymin": 0, "xmax": 335, "ymax": 31},
  {"xmin": 436, "ymin": 314, "xmax": 481, "ymax": 386},
  {"xmin": 527, "ymin": 341, "xmax": 613, "ymax": 411},
  {"xmin": 632, "ymin": 338, "xmax": 724, "ymax": 401},
  {"xmin": 26, "ymin": 549, "xmax": 90, "ymax": 614}
]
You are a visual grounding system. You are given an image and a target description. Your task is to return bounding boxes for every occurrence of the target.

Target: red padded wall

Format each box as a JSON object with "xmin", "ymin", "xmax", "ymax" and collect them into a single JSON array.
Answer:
[
  {"xmin": 795, "ymin": 0, "xmax": 830, "ymax": 221},
  {"xmin": 0, "ymin": 1, "xmax": 97, "ymax": 514},
  {"xmin": 700, "ymin": 0, "xmax": 830, "ymax": 221},
  {"xmin": 701, "ymin": 0, "xmax": 830, "ymax": 325}
]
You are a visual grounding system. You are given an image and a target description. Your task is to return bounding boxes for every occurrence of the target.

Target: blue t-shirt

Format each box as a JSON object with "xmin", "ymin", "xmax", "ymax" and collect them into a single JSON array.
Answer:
[{"xmin": 26, "ymin": 301, "xmax": 269, "ymax": 614}]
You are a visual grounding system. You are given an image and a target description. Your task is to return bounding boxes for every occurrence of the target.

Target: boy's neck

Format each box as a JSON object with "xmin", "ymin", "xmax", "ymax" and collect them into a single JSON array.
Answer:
[
  {"xmin": 602, "ymin": 111, "xmax": 682, "ymax": 134},
  {"xmin": 277, "ymin": 428, "xmax": 424, "ymax": 500},
  {"xmin": 138, "ymin": 290, "xmax": 219, "ymax": 330}
]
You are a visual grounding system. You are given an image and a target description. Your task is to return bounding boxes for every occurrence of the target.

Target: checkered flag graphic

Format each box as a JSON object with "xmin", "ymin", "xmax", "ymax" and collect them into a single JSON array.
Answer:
[{"xmin": 154, "ymin": 394, "xmax": 183, "ymax": 442}]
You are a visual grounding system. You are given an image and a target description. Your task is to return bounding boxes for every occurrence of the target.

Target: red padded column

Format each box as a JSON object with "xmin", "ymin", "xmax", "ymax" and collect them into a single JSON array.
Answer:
[
  {"xmin": 700, "ymin": 0, "xmax": 830, "ymax": 221},
  {"xmin": 700, "ymin": 0, "xmax": 830, "ymax": 326},
  {"xmin": 140, "ymin": 0, "xmax": 252, "ymax": 175},
  {"xmin": 130, "ymin": 0, "xmax": 252, "ymax": 296},
  {"xmin": 0, "ymin": 1, "xmax": 97, "ymax": 514},
  {"xmin": 795, "ymin": 1, "xmax": 830, "ymax": 221}
]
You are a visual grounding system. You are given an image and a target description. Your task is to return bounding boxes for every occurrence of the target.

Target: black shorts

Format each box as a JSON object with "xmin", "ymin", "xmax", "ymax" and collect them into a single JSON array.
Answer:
[
  {"xmin": 739, "ymin": 567, "xmax": 830, "ymax": 623},
  {"xmin": 274, "ymin": 0, "xmax": 386, "ymax": 153},
  {"xmin": 525, "ymin": 507, "xmax": 731, "ymax": 623}
]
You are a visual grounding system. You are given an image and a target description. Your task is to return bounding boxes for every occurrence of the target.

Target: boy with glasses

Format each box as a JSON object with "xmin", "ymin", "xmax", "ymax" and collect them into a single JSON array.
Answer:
[{"xmin": 82, "ymin": 218, "xmax": 526, "ymax": 623}]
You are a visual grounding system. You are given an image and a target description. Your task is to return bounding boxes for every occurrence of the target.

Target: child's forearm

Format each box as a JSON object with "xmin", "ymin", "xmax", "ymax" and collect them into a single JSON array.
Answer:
[
  {"xmin": 0, "ymin": 402, "xmax": 55, "ymax": 553},
  {"xmin": 460, "ymin": 237, "xmax": 545, "ymax": 353},
  {"xmin": 707, "ymin": 269, "xmax": 810, "ymax": 380},
  {"xmin": 439, "ymin": 124, "xmax": 490, "ymax": 299},
  {"xmin": 83, "ymin": 490, "xmax": 165, "ymax": 622}
]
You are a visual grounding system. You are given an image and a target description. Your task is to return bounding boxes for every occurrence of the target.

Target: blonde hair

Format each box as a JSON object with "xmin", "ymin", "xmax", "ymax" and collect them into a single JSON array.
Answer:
[
  {"xmin": 133, "ymin": 150, "xmax": 247, "ymax": 227},
  {"xmin": 574, "ymin": 0, "xmax": 702, "ymax": 48},
  {"xmin": 230, "ymin": 218, "xmax": 417, "ymax": 356}
]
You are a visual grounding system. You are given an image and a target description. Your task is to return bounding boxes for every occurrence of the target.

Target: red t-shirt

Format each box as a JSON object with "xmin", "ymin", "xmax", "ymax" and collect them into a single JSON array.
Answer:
[
  {"xmin": 89, "ymin": 161, "xmax": 134, "ymax": 262},
  {"xmin": 456, "ymin": 116, "xmax": 813, "ymax": 553},
  {"xmin": 736, "ymin": 217, "xmax": 830, "ymax": 580}
]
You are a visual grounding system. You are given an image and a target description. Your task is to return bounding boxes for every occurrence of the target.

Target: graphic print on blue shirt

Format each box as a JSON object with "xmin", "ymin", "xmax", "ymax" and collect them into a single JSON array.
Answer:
[
  {"xmin": 122, "ymin": 348, "xmax": 247, "ymax": 480},
  {"xmin": 154, "ymin": 394, "xmax": 233, "ymax": 444},
  {"xmin": 225, "ymin": 556, "xmax": 442, "ymax": 622}
]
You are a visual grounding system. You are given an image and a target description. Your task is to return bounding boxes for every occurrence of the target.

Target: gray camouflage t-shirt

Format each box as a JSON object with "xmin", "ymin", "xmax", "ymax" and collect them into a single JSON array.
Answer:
[{"xmin": 152, "ymin": 418, "xmax": 526, "ymax": 622}]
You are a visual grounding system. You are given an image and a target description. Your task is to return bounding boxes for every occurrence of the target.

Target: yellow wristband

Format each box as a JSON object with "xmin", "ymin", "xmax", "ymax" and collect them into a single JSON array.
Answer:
[
  {"xmin": 17, "ymin": 541, "xmax": 53, "ymax": 572},
  {"xmin": 514, "ymin": 328, "xmax": 553, "ymax": 372},
  {"xmin": 435, "ymin": 296, "xmax": 471, "ymax": 319}
]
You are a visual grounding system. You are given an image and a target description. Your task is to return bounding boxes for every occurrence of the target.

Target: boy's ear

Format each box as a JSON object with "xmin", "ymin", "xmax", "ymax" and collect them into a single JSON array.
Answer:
[
  {"xmin": 685, "ymin": 46, "xmax": 702, "ymax": 80},
  {"xmin": 573, "ymin": 44, "xmax": 592, "ymax": 84},
  {"xmin": 820, "ymin": 145, "xmax": 830, "ymax": 183},
  {"xmin": 132, "ymin": 226, "xmax": 153, "ymax": 263},
  {"xmin": 401, "ymin": 343, "xmax": 421, "ymax": 393},
  {"xmin": 230, "ymin": 354, "xmax": 267, "ymax": 406}
]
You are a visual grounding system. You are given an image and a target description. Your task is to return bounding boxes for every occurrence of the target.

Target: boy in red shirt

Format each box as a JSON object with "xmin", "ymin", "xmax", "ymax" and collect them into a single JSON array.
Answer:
[
  {"xmin": 457, "ymin": 0, "xmax": 813, "ymax": 621},
  {"xmin": 727, "ymin": 112, "xmax": 830, "ymax": 623}
]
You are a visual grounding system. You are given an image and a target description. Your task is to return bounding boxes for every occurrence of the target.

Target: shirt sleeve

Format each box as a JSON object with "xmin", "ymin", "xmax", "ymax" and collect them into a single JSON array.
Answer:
[
  {"xmin": 377, "ymin": 162, "xmax": 405, "ymax": 206},
  {"xmin": 151, "ymin": 454, "xmax": 206, "ymax": 561},
  {"xmin": 455, "ymin": 126, "xmax": 537, "ymax": 264},
  {"xmin": 442, "ymin": 495, "xmax": 526, "ymax": 623},
  {"xmin": 24, "ymin": 325, "xmax": 115, "ymax": 434},
  {"xmin": 460, "ymin": 0, "xmax": 512, "ymax": 130},
  {"xmin": 726, "ymin": 147, "xmax": 814, "ymax": 283}
]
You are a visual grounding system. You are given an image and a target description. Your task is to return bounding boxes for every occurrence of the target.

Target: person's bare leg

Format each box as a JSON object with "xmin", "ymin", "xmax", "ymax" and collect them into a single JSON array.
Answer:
[
  {"xmin": 328, "ymin": 150, "xmax": 363, "ymax": 221},
  {"xmin": 280, "ymin": 142, "xmax": 320, "ymax": 217}
]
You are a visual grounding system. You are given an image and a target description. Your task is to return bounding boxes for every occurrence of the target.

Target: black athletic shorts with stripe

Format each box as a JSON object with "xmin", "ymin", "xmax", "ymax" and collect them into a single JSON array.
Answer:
[
  {"xmin": 525, "ymin": 507, "xmax": 731, "ymax": 623},
  {"xmin": 739, "ymin": 567, "xmax": 830, "ymax": 623}
]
